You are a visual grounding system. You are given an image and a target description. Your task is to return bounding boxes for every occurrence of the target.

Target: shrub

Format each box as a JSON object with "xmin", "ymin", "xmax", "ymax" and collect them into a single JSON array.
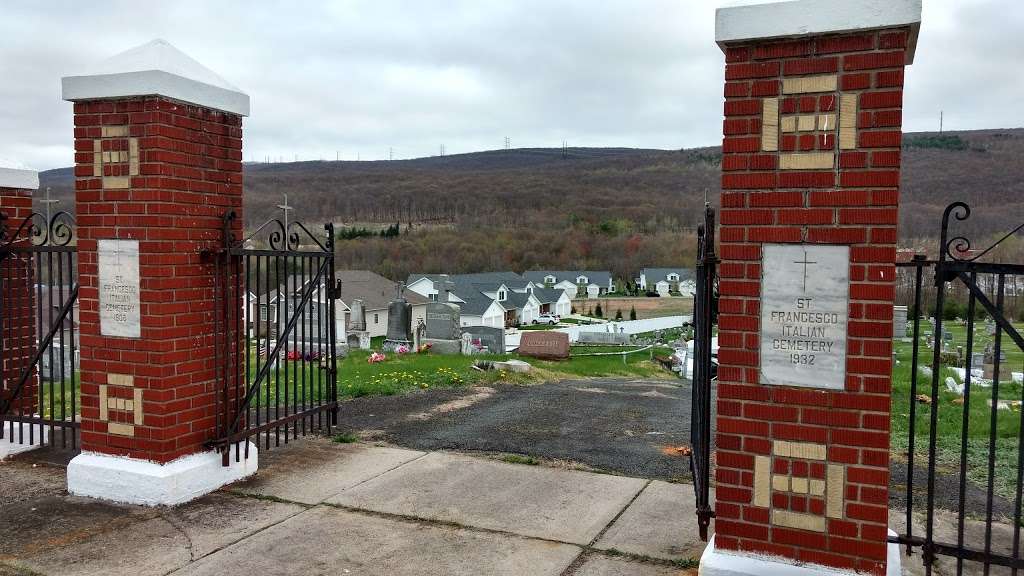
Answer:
[
  {"xmin": 595, "ymin": 303, "xmax": 604, "ymax": 317},
  {"xmin": 615, "ymin": 308, "xmax": 623, "ymax": 320},
  {"xmin": 629, "ymin": 306, "xmax": 637, "ymax": 320}
]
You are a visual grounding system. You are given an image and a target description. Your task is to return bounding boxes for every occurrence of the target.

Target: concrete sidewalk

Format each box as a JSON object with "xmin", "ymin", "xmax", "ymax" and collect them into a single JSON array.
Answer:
[{"xmin": 0, "ymin": 438, "xmax": 706, "ymax": 576}]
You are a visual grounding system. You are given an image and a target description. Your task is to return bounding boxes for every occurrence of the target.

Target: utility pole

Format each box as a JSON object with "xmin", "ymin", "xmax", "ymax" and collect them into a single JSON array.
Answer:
[
  {"xmin": 389, "ymin": 147, "xmax": 394, "ymax": 161},
  {"xmin": 504, "ymin": 136, "xmax": 510, "ymax": 150},
  {"xmin": 336, "ymin": 150, "xmax": 340, "ymax": 161},
  {"xmin": 939, "ymin": 110, "xmax": 944, "ymax": 134}
]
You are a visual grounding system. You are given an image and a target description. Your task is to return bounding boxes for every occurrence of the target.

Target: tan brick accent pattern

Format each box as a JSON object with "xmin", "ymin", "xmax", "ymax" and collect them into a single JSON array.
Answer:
[
  {"xmin": 72, "ymin": 97, "xmax": 244, "ymax": 463},
  {"xmin": 719, "ymin": 28, "xmax": 909, "ymax": 575}
]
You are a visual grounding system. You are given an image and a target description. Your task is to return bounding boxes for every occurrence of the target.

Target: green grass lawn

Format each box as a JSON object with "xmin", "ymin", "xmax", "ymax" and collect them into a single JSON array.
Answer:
[{"xmin": 891, "ymin": 321, "xmax": 1024, "ymax": 501}]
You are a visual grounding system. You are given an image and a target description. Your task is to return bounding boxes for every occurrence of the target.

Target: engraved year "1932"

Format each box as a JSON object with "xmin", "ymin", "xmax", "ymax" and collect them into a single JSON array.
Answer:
[{"xmin": 790, "ymin": 353, "xmax": 816, "ymax": 365}]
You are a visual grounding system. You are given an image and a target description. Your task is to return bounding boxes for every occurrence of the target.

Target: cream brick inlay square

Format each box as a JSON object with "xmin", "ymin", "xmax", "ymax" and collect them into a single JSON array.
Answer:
[
  {"xmin": 761, "ymin": 98, "xmax": 779, "ymax": 152},
  {"xmin": 827, "ymin": 464, "xmax": 845, "ymax": 519},
  {"xmin": 781, "ymin": 116, "xmax": 797, "ymax": 133},
  {"xmin": 791, "ymin": 477, "xmax": 809, "ymax": 494},
  {"xmin": 92, "ymin": 126, "xmax": 139, "ymax": 189},
  {"xmin": 817, "ymin": 114, "xmax": 836, "ymax": 131},
  {"xmin": 99, "ymin": 373, "xmax": 144, "ymax": 432},
  {"xmin": 773, "ymin": 510, "xmax": 826, "ymax": 532},
  {"xmin": 107, "ymin": 423, "xmax": 135, "ymax": 437},
  {"xmin": 779, "ymin": 152, "xmax": 834, "ymax": 171},
  {"xmin": 797, "ymin": 115, "xmax": 816, "ymax": 132},
  {"xmin": 108, "ymin": 373, "xmax": 134, "ymax": 387},
  {"xmin": 773, "ymin": 440, "xmax": 827, "ymax": 461},
  {"xmin": 809, "ymin": 479, "xmax": 826, "ymax": 496},
  {"xmin": 782, "ymin": 74, "xmax": 838, "ymax": 95},
  {"xmin": 753, "ymin": 455, "xmax": 771, "ymax": 508},
  {"xmin": 772, "ymin": 474, "xmax": 790, "ymax": 492}
]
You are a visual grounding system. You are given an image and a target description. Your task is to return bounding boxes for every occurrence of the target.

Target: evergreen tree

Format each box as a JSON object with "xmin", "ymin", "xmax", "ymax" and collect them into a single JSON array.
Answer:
[
  {"xmin": 629, "ymin": 305, "xmax": 637, "ymax": 321},
  {"xmin": 615, "ymin": 308, "xmax": 623, "ymax": 321},
  {"xmin": 595, "ymin": 303, "xmax": 603, "ymax": 317}
]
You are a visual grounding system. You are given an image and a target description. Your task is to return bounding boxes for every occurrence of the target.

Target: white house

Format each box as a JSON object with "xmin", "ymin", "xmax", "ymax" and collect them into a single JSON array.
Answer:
[
  {"xmin": 524, "ymin": 270, "xmax": 615, "ymax": 299},
  {"xmin": 407, "ymin": 272, "xmax": 545, "ymax": 328},
  {"xmin": 639, "ymin": 268, "xmax": 697, "ymax": 296}
]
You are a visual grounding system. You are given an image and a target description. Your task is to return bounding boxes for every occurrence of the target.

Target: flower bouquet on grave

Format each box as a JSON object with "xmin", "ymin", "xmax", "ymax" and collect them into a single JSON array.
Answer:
[
  {"xmin": 417, "ymin": 343, "xmax": 433, "ymax": 354},
  {"xmin": 396, "ymin": 344, "xmax": 411, "ymax": 354},
  {"xmin": 368, "ymin": 352, "xmax": 386, "ymax": 364}
]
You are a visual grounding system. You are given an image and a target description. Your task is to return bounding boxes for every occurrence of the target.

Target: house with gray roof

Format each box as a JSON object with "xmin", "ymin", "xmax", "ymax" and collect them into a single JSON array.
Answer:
[
  {"xmin": 638, "ymin": 268, "xmax": 696, "ymax": 297},
  {"xmin": 406, "ymin": 272, "xmax": 568, "ymax": 327},
  {"xmin": 523, "ymin": 270, "xmax": 615, "ymax": 299}
]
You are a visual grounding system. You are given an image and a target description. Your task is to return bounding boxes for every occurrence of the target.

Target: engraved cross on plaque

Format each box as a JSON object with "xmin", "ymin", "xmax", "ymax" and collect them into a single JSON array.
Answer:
[{"xmin": 793, "ymin": 251, "xmax": 817, "ymax": 293}]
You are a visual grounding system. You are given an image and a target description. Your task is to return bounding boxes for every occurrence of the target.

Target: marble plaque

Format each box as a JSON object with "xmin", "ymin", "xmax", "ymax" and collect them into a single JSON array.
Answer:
[
  {"xmin": 760, "ymin": 244, "xmax": 849, "ymax": 389},
  {"xmin": 98, "ymin": 239, "xmax": 141, "ymax": 338}
]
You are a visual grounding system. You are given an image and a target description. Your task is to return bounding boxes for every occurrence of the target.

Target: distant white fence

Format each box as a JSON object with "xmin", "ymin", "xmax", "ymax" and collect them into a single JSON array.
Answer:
[{"xmin": 504, "ymin": 315, "xmax": 691, "ymax": 351}]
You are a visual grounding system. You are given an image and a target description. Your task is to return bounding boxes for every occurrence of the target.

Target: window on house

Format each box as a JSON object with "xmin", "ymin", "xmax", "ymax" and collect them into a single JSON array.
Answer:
[
  {"xmin": 499, "ymin": 290, "xmax": 507, "ymax": 301},
  {"xmin": 430, "ymin": 293, "xmax": 437, "ymax": 301},
  {"xmin": 577, "ymin": 276, "xmax": 587, "ymax": 284},
  {"xmin": 374, "ymin": 313, "xmax": 379, "ymax": 324},
  {"xmin": 668, "ymin": 273, "xmax": 679, "ymax": 281},
  {"xmin": 545, "ymin": 275, "xmax": 555, "ymax": 284}
]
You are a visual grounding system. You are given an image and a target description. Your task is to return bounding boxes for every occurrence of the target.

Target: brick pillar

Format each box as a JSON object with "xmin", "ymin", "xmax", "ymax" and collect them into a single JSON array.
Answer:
[
  {"xmin": 0, "ymin": 172, "xmax": 39, "ymax": 442},
  {"xmin": 63, "ymin": 39, "xmax": 253, "ymax": 505},
  {"xmin": 704, "ymin": 2, "xmax": 921, "ymax": 575}
]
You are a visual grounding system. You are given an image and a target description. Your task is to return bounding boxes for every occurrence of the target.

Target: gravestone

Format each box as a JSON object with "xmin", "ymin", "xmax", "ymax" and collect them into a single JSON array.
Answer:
[
  {"xmin": 349, "ymin": 299, "xmax": 366, "ymax": 331},
  {"xmin": 425, "ymin": 303, "xmax": 460, "ymax": 340},
  {"xmin": 422, "ymin": 302, "xmax": 461, "ymax": 354},
  {"xmin": 462, "ymin": 326, "xmax": 506, "ymax": 354},
  {"xmin": 893, "ymin": 305, "xmax": 908, "ymax": 338},
  {"xmin": 347, "ymin": 332, "xmax": 370, "ymax": 351},
  {"xmin": 383, "ymin": 284, "xmax": 413, "ymax": 351},
  {"xmin": 518, "ymin": 331, "xmax": 570, "ymax": 360},
  {"xmin": 347, "ymin": 298, "xmax": 370, "ymax": 350}
]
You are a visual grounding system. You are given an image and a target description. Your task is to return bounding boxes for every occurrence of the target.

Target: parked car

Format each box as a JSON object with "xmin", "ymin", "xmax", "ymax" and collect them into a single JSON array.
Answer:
[{"xmin": 533, "ymin": 313, "xmax": 560, "ymax": 325}]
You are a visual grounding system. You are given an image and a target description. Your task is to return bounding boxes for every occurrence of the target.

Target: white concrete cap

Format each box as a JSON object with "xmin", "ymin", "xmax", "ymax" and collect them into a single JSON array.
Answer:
[
  {"xmin": 62, "ymin": 39, "xmax": 250, "ymax": 116},
  {"xmin": 0, "ymin": 155, "xmax": 39, "ymax": 190},
  {"xmin": 716, "ymin": 0, "xmax": 922, "ymax": 64}
]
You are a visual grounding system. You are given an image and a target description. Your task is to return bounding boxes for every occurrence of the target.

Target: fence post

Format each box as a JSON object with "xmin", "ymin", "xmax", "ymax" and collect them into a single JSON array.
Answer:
[
  {"xmin": 0, "ymin": 162, "xmax": 40, "ymax": 458},
  {"xmin": 703, "ymin": 1, "xmax": 921, "ymax": 575},
  {"xmin": 62, "ymin": 39, "xmax": 253, "ymax": 505}
]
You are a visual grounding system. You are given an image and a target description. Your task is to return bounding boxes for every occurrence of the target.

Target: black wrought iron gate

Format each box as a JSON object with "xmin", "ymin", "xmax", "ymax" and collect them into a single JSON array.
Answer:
[
  {"xmin": 207, "ymin": 211, "xmax": 340, "ymax": 464},
  {"xmin": 893, "ymin": 202, "xmax": 1024, "ymax": 574},
  {"xmin": 689, "ymin": 203, "xmax": 717, "ymax": 541},
  {"xmin": 0, "ymin": 211, "xmax": 80, "ymax": 453}
]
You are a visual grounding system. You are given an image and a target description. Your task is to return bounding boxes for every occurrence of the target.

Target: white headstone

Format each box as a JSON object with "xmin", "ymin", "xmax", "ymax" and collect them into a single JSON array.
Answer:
[
  {"xmin": 760, "ymin": 244, "xmax": 850, "ymax": 390},
  {"xmin": 98, "ymin": 239, "xmax": 141, "ymax": 338}
]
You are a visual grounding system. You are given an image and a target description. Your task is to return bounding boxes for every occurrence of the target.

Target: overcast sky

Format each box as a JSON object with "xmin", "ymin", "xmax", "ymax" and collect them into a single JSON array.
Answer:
[{"xmin": 1, "ymin": 0, "xmax": 1021, "ymax": 170}]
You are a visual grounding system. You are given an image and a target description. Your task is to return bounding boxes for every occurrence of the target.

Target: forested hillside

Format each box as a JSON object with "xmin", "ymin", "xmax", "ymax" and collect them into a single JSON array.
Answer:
[{"xmin": 37, "ymin": 128, "xmax": 1024, "ymax": 281}]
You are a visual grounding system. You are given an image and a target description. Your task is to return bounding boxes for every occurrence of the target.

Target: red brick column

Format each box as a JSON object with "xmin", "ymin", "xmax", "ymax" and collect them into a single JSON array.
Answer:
[
  {"xmin": 0, "ymin": 186, "xmax": 37, "ymax": 420},
  {"xmin": 72, "ymin": 96, "xmax": 243, "ymax": 463},
  {"xmin": 712, "ymin": 24, "xmax": 915, "ymax": 576}
]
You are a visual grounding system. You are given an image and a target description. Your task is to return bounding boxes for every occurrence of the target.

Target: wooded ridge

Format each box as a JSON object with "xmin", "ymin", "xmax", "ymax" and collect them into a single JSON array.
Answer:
[{"xmin": 37, "ymin": 128, "xmax": 1023, "ymax": 281}]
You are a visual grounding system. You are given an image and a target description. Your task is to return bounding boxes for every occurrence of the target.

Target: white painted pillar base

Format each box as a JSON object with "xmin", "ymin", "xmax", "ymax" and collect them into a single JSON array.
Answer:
[
  {"xmin": 0, "ymin": 422, "xmax": 50, "ymax": 460},
  {"xmin": 699, "ymin": 533, "xmax": 902, "ymax": 576},
  {"xmin": 67, "ymin": 443, "xmax": 258, "ymax": 506}
]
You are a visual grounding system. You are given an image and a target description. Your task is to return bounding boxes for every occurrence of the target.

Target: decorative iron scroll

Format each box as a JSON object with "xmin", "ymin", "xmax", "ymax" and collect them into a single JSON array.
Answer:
[
  {"xmin": 941, "ymin": 201, "xmax": 1024, "ymax": 263},
  {"xmin": 226, "ymin": 211, "xmax": 328, "ymax": 252},
  {"xmin": 0, "ymin": 211, "xmax": 76, "ymax": 248}
]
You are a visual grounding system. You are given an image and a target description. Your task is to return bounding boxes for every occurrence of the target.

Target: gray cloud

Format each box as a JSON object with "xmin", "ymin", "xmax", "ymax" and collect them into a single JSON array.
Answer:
[{"xmin": 0, "ymin": 0, "xmax": 1020, "ymax": 170}]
